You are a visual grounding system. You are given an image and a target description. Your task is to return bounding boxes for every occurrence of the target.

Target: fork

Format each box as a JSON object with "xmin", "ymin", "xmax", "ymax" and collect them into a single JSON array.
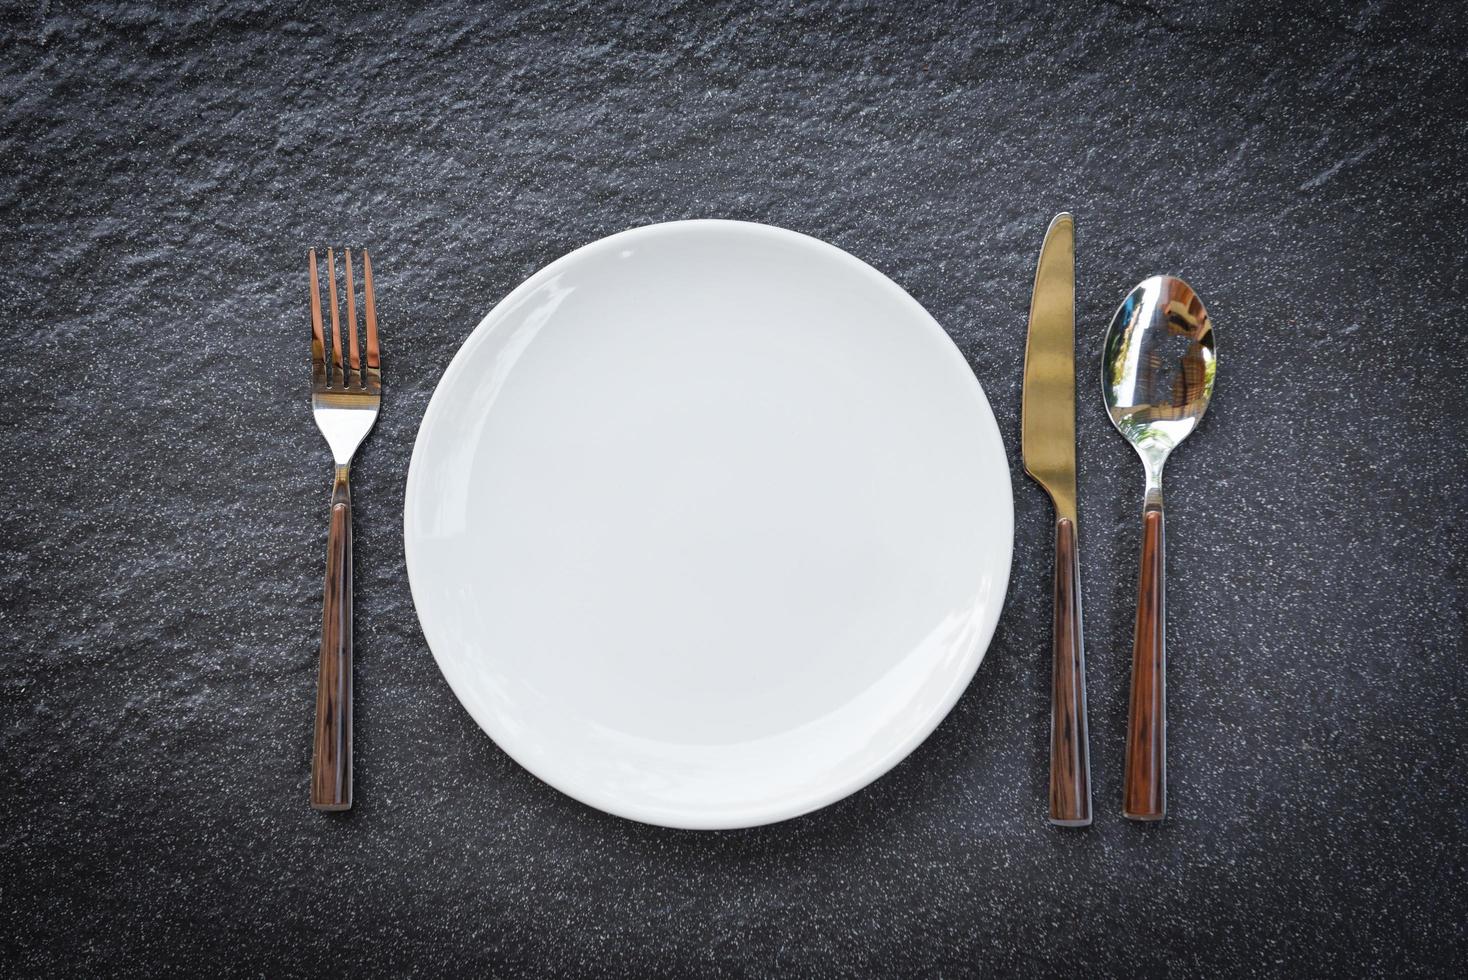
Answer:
[{"xmin": 308, "ymin": 247, "xmax": 381, "ymax": 811}]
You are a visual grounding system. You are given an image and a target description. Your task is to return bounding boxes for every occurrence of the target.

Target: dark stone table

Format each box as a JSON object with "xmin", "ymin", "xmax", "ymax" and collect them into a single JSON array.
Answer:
[{"xmin": 3, "ymin": 2, "xmax": 1463, "ymax": 976}]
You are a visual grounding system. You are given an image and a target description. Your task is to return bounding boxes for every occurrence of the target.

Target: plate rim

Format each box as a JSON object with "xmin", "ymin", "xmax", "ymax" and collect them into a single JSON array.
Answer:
[{"xmin": 404, "ymin": 218, "xmax": 1013, "ymax": 829}]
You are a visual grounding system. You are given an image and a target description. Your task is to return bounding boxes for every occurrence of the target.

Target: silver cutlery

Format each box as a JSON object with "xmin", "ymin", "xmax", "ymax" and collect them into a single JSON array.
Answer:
[
  {"xmin": 1102, "ymin": 275, "xmax": 1216, "ymax": 821},
  {"xmin": 308, "ymin": 247, "xmax": 381, "ymax": 812}
]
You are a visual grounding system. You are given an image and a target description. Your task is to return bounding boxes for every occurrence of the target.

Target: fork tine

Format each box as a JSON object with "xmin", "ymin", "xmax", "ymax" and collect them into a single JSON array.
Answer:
[
  {"xmin": 363, "ymin": 249, "xmax": 381, "ymax": 391},
  {"xmin": 345, "ymin": 249, "xmax": 361, "ymax": 388},
  {"xmin": 309, "ymin": 249, "xmax": 327, "ymax": 386},
  {"xmin": 327, "ymin": 247, "xmax": 344, "ymax": 388}
]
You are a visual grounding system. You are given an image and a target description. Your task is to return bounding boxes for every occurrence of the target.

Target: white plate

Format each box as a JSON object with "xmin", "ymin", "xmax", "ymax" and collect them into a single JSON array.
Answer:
[{"xmin": 405, "ymin": 220, "xmax": 1012, "ymax": 829}]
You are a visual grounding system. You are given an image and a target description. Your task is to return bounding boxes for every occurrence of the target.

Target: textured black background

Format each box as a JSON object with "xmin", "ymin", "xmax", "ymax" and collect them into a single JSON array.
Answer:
[{"xmin": 2, "ymin": 1, "xmax": 1465, "ymax": 977}]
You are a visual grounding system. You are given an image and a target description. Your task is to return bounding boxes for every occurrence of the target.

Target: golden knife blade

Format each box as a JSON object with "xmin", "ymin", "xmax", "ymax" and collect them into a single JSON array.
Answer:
[
  {"xmin": 1022, "ymin": 212, "xmax": 1077, "ymax": 522},
  {"xmin": 1020, "ymin": 211, "xmax": 1091, "ymax": 827}
]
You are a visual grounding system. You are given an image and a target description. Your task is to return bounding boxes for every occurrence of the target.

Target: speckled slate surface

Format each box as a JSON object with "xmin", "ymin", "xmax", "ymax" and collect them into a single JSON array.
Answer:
[{"xmin": 2, "ymin": 1, "xmax": 1465, "ymax": 977}]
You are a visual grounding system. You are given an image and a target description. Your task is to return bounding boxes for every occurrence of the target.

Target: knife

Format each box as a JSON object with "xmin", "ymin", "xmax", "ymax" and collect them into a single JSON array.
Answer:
[{"xmin": 1021, "ymin": 212, "xmax": 1092, "ymax": 827}]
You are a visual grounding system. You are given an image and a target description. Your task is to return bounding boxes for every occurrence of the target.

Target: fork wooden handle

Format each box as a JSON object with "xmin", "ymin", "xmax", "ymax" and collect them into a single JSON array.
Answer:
[
  {"xmin": 312, "ymin": 466, "xmax": 353, "ymax": 811},
  {"xmin": 1048, "ymin": 517, "xmax": 1091, "ymax": 827},
  {"xmin": 1123, "ymin": 508, "xmax": 1166, "ymax": 821}
]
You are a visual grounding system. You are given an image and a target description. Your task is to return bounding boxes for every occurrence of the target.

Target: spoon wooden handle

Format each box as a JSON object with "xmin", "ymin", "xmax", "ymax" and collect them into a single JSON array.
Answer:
[
  {"xmin": 1123, "ymin": 508, "xmax": 1166, "ymax": 821},
  {"xmin": 1049, "ymin": 517, "xmax": 1092, "ymax": 826}
]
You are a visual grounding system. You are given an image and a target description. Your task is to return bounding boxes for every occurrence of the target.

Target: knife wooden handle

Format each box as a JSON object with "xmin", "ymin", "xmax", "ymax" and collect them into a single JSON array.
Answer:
[
  {"xmin": 312, "ymin": 469, "xmax": 353, "ymax": 811},
  {"xmin": 1123, "ymin": 508, "xmax": 1166, "ymax": 821},
  {"xmin": 1048, "ymin": 517, "xmax": 1091, "ymax": 827}
]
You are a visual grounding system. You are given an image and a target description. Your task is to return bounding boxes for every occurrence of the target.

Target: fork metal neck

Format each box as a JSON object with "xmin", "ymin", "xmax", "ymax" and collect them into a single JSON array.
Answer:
[{"xmin": 331, "ymin": 464, "xmax": 351, "ymax": 506}]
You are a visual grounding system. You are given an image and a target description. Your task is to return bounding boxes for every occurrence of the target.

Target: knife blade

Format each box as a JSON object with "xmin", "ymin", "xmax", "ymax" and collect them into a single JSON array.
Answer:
[
  {"xmin": 1022, "ymin": 213, "xmax": 1077, "ymax": 522},
  {"xmin": 1021, "ymin": 212, "xmax": 1092, "ymax": 828}
]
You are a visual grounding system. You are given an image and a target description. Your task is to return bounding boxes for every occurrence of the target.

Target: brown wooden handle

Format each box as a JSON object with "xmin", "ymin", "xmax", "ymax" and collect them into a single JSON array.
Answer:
[
  {"xmin": 1048, "ymin": 517, "xmax": 1092, "ymax": 827},
  {"xmin": 1123, "ymin": 508, "xmax": 1166, "ymax": 821},
  {"xmin": 311, "ymin": 468, "xmax": 353, "ymax": 811}
]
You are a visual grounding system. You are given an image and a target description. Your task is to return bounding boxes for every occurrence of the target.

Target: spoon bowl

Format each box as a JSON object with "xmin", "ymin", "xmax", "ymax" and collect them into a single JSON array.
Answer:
[
  {"xmin": 1102, "ymin": 276, "xmax": 1216, "ymax": 494},
  {"xmin": 1102, "ymin": 274, "xmax": 1216, "ymax": 822}
]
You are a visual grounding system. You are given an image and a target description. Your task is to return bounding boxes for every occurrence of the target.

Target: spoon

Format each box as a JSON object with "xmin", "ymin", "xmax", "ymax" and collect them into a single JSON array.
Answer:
[{"xmin": 1102, "ymin": 275, "xmax": 1216, "ymax": 821}]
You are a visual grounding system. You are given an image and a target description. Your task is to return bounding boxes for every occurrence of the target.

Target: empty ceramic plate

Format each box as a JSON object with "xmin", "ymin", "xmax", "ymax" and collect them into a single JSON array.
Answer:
[{"xmin": 404, "ymin": 219, "xmax": 1012, "ymax": 829}]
